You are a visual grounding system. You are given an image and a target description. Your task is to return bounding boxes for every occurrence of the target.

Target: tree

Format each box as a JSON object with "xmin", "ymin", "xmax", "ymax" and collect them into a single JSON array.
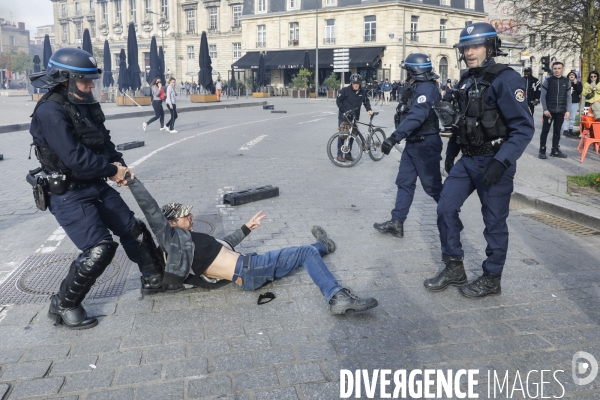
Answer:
[
  {"xmin": 291, "ymin": 68, "xmax": 312, "ymax": 89},
  {"xmin": 0, "ymin": 50, "xmax": 33, "ymax": 74},
  {"xmin": 324, "ymin": 72, "xmax": 340, "ymax": 90},
  {"xmin": 91, "ymin": 43, "xmax": 104, "ymax": 69}
]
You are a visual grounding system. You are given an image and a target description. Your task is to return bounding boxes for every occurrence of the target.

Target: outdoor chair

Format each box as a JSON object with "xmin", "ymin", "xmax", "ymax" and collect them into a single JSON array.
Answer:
[
  {"xmin": 577, "ymin": 114, "xmax": 595, "ymax": 151},
  {"xmin": 579, "ymin": 122, "xmax": 600, "ymax": 163}
]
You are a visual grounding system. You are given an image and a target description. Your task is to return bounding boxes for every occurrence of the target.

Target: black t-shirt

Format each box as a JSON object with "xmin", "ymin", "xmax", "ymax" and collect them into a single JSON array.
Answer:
[{"xmin": 190, "ymin": 231, "xmax": 223, "ymax": 275}]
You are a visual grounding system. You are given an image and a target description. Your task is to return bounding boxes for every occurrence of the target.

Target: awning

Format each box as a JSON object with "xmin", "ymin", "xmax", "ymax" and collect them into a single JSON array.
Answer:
[{"xmin": 233, "ymin": 47, "xmax": 385, "ymax": 70}]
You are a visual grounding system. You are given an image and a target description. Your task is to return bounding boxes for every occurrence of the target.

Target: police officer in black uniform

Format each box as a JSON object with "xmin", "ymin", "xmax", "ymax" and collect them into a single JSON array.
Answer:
[
  {"xmin": 523, "ymin": 67, "xmax": 540, "ymax": 116},
  {"xmin": 374, "ymin": 53, "xmax": 442, "ymax": 238},
  {"xmin": 29, "ymin": 48, "xmax": 164, "ymax": 329},
  {"xmin": 424, "ymin": 22, "xmax": 534, "ymax": 298},
  {"xmin": 335, "ymin": 73, "xmax": 373, "ymax": 162}
]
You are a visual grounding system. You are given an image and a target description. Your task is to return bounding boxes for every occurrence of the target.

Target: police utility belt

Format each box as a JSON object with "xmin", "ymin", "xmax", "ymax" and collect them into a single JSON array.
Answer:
[
  {"xmin": 460, "ymin": 138, "xmax": 504, "ymax": 156},
  {"xmin": 26, "ymin": 168, "xmax": 100, "ymax": 211}
]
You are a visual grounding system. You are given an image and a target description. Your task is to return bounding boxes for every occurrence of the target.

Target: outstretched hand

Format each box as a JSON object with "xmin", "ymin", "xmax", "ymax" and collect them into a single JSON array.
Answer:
[{"xmin": 245, "ymin": 211, "xmax": 267, "ymax": 231}]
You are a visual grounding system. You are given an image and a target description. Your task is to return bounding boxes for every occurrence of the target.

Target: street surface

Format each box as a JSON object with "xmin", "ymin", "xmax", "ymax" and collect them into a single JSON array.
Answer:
[{"xmin": 0, "ymin": 98, "xmax": 600, "ymax": 399}]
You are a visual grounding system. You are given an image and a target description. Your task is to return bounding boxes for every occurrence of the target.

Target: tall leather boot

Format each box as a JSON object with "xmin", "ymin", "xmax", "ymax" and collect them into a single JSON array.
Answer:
[
  {"xmin": 459, "ymin": 273, "xmax": 501, "ymax": 298},
  {"xmin": 424, "ymin": 256, "xmax": 467, "ymax": 291},
  {"xmin": 373, "ymin": 219, "xmax": 404, "ymax": 238}
]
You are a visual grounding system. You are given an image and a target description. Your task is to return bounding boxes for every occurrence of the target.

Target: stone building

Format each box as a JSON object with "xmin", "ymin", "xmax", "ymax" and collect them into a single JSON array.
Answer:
[{"xmin": 0, "ymin": 19, "xmax": 31, "ymax": 55}]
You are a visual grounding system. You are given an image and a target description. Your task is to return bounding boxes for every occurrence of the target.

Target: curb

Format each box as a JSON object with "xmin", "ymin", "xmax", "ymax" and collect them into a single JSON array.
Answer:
[
  {"xmin": 512, "ymin": 185, "xmax": 600, "ymax": 231},
  {"xmin": 0, "ymin": 101, "xmax": 267, "ymax": 134}
]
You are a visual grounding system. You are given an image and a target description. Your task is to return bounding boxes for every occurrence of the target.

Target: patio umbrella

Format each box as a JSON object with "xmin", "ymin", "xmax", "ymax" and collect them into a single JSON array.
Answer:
[
  {"xmin": 256, "ymin": 53, "xmax": 266, "ymax": 90},
  {"xmin": 82, "ymin": 28, "xmax": 93, "ymax": 55},
  {"xmin": 230, "ymin": 67, "xmax": 237, "ymax": 90},
  {"xmin": 33, "ymin": 55, "xmax": 41, "ymax": 73},
  {"xmin": 303, "ymin": 50, "xmax": 310, "ymax": 70},
  {"xmin": 126, "ymin": 23, "xmax": 141, "ymax": 92},
  {"xmin": 42, "ymin": 34, "xmax": 52, "ymax": 69},
  {"xmin": 146, "ymin": 36, "xmax": 160, "ymax": 84},
  {"xmin": 117, "ymin": 48, "xmax": 129, "ymax": 93},
  {"xmin": 102, "ymin": 40, "xmax": 114, "ymax": 88},
  {"xmin": 158, "ymin": 46, "xmax": 166, "ymax": 85},
  {"xmin": 198, "ymin": 31, "xmax": 213, "ymax": 93}
]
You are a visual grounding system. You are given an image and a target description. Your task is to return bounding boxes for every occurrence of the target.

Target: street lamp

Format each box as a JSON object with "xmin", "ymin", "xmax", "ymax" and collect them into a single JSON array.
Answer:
[
  {"xmin": 147, "ymin": 10, "xmax": 168, "ymax": 50},
  {"xmin": 314, "ymin": 0, "xmax": 319, "ymax": 99}
]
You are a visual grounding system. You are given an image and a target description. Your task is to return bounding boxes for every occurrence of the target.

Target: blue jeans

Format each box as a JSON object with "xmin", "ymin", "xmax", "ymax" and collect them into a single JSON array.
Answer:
[
  {"xmin": 561, "ymin": 103, "xmax": 579, "ymax": 131},
  {"xmin": 233, "ymin": 242, "xmax": 343, "ymax": 302}
]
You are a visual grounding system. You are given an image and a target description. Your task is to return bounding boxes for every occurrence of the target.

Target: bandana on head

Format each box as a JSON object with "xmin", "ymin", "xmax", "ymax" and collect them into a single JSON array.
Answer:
[{"xmin": 162, "ymin": 202, "xmax": 193, "ymax": 220}]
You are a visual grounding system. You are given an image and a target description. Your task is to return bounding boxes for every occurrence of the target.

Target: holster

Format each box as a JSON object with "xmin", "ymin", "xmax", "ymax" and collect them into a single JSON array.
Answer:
[{"xmin": 26, "ymin": 168, "xmax": 50, "ymax": 211}]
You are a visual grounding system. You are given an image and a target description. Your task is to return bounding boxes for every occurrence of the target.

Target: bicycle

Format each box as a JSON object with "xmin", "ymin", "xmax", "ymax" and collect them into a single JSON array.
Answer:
[{"xmin": 326, "ymin": 109, "xmax": 387, "ymax": 167}]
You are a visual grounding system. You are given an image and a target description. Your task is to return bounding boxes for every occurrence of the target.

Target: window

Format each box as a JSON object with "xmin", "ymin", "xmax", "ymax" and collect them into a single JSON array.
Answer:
[
  {"xmin": 187, "ymin": 45, "xmax": 194, "ymax": 59},
  {"xmin": 541, "ymin": 14, "xmax": 548, "ymax": 24},
  {"xmin": 325, "ymin": 19, "xmax": 335, "ymax": 44},
  {"xmin": 541, "ymin": 34, "xmax": 547, "ymax": 46},
  {"xmin": 465, "ymin": 20, "xmax": 472, "ymax": 27},
  {"xmin": 145, "ymin": 0, "xmax": 151, "ymax": 17},
  {"xmin": 440, "ymin": 0, "xmax": 449, "ymax": 4},
  {"xmin": 464, "ymin": 0, "xmax": 474, "ymax": 9},
  {"xmin": 9, "ymin": 36, "xmax": 16, "ymax": 46},
  {"xmin": 439, "ymin": 57, "xmax": 448, "ymax": 82},
  {"xmin": 76, "ymin": 22, "xmax": 82, "ymax": 39},
  {"xmin": 75, "ymin": 2, "xmax": 81, "ymax": 14},
  {"xmin": 161, "ymin": 0, "xmax": 168, "ymax": 19},
  {"xmin": 61, "ymin": 4, "xmax": 67, "ymax": 16},
  {"xmin": 550, "ymin": 36, "xmax": 557, "ymax": 49},
  {"xmin": 289, "ymin": 22, "xmax": 299, "ymax": 45},
  {"xmin": 289, "ymin": 0, "xmax": 298, "ymax": 9},
  {"xmin": 130, "ymin": 0, "xmax": 137, "ymax": 22},
  {"xmin": 440, "ymin": 18, "xmax": 447, "ymax": 44},
  {"xmin": 115, "ymin": 0, "xmax": 122, "ymax": 22},
  {"xmin": 529, "ymin": 34, "xmax": 536, "ymax": 47},
  {"xmin": 115, "ymin": 53, "xmax": 121, "ymax": 66},
  {"xmin": 233, "ymin": 5, "xmax": 242, "ymax": 27},
  {"xmin": 62, "ymin": 25, "xmax": 68, "ymax": 42},
  {"xmin": 258, "ymin": 0, "xmax": 266, "ymax": 13},
  {"xmin": 209, "ymin": 44, "xmax": 217, "ymax": 58},
  {"xmin": 326, "ymin": 0, "xmax": 335, "ymax": 4},
  {"xmin": 91, "ymin": 22, "xmax": 96, "ymax": 37},
  {"xmin": 364, "ymin": 15, "xmax": 376, "ymax": 42},
  {"xmin": 233, "ymin": 42, "xmax": 241, "ymax": 58},
  {"xmin": 209, "ymin": 8, "xmax": 217, "ymax": 30},
  {"xmin": 101, "ymin": 2, "xmax": 108, "ymax": 22},
  {"xmin": 89, "ymin": 0, "xmax": 94, "ymax": 12},
  {"xmin": 257, "ymin": 24, "xmax": 266, "ymax": 47},
  {"xmin": 187, "ymin": 10, "xmax": 195, "ymax": 32},
  {"xmin": 410, "ymin": 16, "xmax": 418, "ymax": 41}
]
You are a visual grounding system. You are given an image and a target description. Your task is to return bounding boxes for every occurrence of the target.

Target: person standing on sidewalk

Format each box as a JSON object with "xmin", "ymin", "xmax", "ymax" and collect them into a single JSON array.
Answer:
[
  {"xmin": 165, "ymin": 77, "xmax": 178, "ymax": 133},
  {"xmin": 215, "ymin": 78, "xmax": 223, "ymax": 101},
  {"xmin": 562, "ymin": 71, "xmax": 582, "ymax": 137},
  {"xmin": 523, "ymin": 67, "xmax": 540, "ymax": 116},
  {"xmin": 583, "ymin": 71, "xmax": 600, "ymax": 120},
  {"xmin": 143, "ymin": 77, "xmax": 167, "ymax": 132},
  {"xmin": 381, "ymin": 78, "xmax": 392, "ymax": 105},
  {"xmin": 424, "ymin": 22, "xmax": 534, "ymax": 298},
  {"xmin": 539, "ymin": 61, "xmax": 571, "ymax": 159}
]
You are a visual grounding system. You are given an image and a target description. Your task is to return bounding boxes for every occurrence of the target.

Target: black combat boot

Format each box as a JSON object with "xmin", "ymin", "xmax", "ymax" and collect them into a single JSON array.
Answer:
[
  {"xmin": 373, "ymin": 220, "xmax": 404, "ymax": 238},
  {"xmin": 329, "ymin": 288, "xmax": 378, "ymax": 314},
  {"xmin": 311, "ymin": 225, "xmax": 336, "ymax": 253},
  {"xmin": 48, "ymin": 294, "xmax": 98, "ymax": 330},
  {"xmin": 140, "ymin": 271, "xmax": 164, "ymax": 295},
  {"xmin": 550, "ymin": 147, "xmax": 567, "ymax": 158},
  {"xmin": 424, "ymin": 256, "xmax": 468, "ymax": 292},
  {"xmin": 538, "ymin": 147, "xmax": 547, "ymax": 159},
  {"xmin": 459, "ymin": 273, "xmax": 501, "ymax": 298}
]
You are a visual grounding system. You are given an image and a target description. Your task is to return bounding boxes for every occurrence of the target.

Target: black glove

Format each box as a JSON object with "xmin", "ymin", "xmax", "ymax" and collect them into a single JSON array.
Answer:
[
  {"xmin": 444, "ymin": 157, "xmax": 455, "ymax": 174},
  {"xmin": 381, "ymin": 137, "xmax": 399, "ymax": 155},
  {"xmin": 482, "ymin": 159, "xmax": 507, "ymax": 186}
]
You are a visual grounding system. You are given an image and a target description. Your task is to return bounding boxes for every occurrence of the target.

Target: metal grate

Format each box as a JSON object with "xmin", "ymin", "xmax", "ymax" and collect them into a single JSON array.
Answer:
[
  {"xmin": 0, "ymin": 251, "xmax": 133, "ymax": 306},
  {"xmin": 525, "ymin": 213, "xmax": 600, "ymax": 237},
  {"xmin": 193, "ymin": 214, "xmax": 225, "ymax": 238}
]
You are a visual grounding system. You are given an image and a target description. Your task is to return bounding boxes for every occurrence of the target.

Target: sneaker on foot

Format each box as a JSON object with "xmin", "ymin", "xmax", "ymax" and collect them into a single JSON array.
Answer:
[
  {"xmin": 311, "ymin": 225, "xmax": 336, "ymax": 253},
  {"xmin": 329, "ymin": 288, "xmax": 378, "ymax": 314},
  {"xmin": 538, "ymin": 153, "xmax": 547, "ymax": 159},
  {"xmin": 550, "ymin": 149, "xmax": 567, "ymax": 158},
  {"xmin": 170, "ymin": 130, "xmax": 178, "ymax": 133},
  {"xmin": 142, "ymin": 122, "xmax": 148, "ymax": 131},
  {"xmin": 159, "ymin": 126, "xmax": 168, "ymax": 131}
]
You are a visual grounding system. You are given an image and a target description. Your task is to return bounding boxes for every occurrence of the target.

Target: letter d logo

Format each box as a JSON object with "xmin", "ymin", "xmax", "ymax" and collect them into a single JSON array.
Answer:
[{"xmin": 572, "ymin": 351, "xmax": 598, "ymax": 386}]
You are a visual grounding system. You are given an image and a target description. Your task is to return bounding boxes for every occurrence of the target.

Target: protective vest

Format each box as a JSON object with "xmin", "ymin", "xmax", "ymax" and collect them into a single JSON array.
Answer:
[
  {"xmin": 394, "ymin": 81, "xmax": 439, "ymax": 129},
  {"xmin": 31, "ymin": 91, "xmax": 107, "ymax": 178},
  {"xmin": 542, "ymin": 76, "xmax": 569, "ymax": 113},
  {"xmin": 455, "ymin": 64, "xmax": 510, "ymax": 147}
]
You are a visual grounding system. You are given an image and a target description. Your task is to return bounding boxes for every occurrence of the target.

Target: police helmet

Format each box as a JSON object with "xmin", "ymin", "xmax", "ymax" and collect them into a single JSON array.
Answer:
[
  {"xmin": 350, "ymin": 74, "xmax": 362, "ymax": 84},
  {"xmin": 30, "ymin": 47, "xmax": 101, "ymax": 104},
  {"xmin": 402, "ymin": 53, "xmax": 439, "ymax": 82},
  {"xmin": 454, "ymin": 22, "xmax": 507, "ymax": 59}
]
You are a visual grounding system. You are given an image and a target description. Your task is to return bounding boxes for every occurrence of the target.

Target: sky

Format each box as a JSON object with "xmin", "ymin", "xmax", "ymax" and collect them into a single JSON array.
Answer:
[{"xmin": 0, "ymin": 0, "xmax": 55, "ymax": 32}]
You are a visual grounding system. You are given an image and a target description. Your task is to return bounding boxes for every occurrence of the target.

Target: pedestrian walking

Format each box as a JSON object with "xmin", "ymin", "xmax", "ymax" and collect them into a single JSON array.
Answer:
[
  {"xmin": 523, "ymin": 67, "xmax": 541, "ymax": 116},
  {"xmin": 539, "ymin": 61, "xmax": 571, "ymax": 159},
  {"xmin": 186, "ymin": 82, "xmax": 191, "ymax": 96},
  {"xmin": 165, "ymin": 77, "xmax": 178, "ymax": 133},
  {"xmin": 425, "ymin": 22, "xmax": 534, "ymax": 298},
  {"xmin": 374, "ymin": 53, "xmax": 442, "ymax": 238},
  {"xmin": 583, "ymin": 71, "xmax": 600, "ymax": 120},
  {"xmin": 562, "ymin": 71, "xmax": 582, "ymax": 136},
  {"xmin": 28, "ymin": 48, "xmax": 161, "ymax": 329},
  {"xmin": 143, "ymin": 77, "xmax": 167, "ymax": 132},
  {"xmin": 215, "ymin": 78, "xmax": 223, "ymax": 101},
  {"xmin": 381, "ymin": 78, "xmax": 392, "ymax": 105}
]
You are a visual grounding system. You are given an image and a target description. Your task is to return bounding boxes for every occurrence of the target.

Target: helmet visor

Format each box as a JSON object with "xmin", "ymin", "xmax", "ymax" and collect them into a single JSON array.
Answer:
[{"xmin": 67, "ymin": 74, "xmax": 100, "ymax": 104}]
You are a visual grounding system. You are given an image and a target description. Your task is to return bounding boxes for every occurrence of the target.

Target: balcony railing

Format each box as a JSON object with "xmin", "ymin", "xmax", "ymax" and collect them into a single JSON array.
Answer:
[
  {"xmin": 288, "ymin": 39, "xmax": 299, "ymax": 46},
  {"xmin": 324, "ymin": 37, "xmax": 335, "ymax": 44},
  {"xmin": 439, "ymin": 37, "xmax": 447, "ymax": 44},
  {"xmin": 364, "ymin": 35, "xmax": 376, "ymax": 42},
  {"xmin": 257, "ymin": 41, "xmax": 266, "ymax": 48}
]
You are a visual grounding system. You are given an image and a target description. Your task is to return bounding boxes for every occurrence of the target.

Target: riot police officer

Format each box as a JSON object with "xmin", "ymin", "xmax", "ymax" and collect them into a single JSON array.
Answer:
[
  {"xmin": 424, "ymin": 22, "xmax": 534, "ymax": 298},
  {"xmin": 374, "ymin": 53, "xmax": 442, "ymax": 238},
  {"xmin": 29, "ymin": 48, "xmax": 163, "ymax": 329}
]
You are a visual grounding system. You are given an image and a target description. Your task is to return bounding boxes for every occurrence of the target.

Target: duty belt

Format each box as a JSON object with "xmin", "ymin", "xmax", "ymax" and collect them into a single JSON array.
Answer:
[
  {"xmin": 405, "ymin": 135, "xmax": 426, "ymax": 143},
  {"xmin": 461, "ymin": 143, "xmax": 497, "ymax": 156}
]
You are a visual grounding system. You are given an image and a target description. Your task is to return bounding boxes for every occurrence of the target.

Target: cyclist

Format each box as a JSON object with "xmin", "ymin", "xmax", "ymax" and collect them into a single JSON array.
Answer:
[{"xmin": 335, "ymin": 73, "xmax": 374, "ymax": 162}]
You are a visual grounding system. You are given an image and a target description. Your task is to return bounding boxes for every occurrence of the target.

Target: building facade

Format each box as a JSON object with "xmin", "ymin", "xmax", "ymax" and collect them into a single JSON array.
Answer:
[
  {"xmin": 0, "ymin": 19, "xmax": 31, "ymax": 55},
  {"xmin": 33, "ymin": 25, "xmax": 56, "ymax": 46}
]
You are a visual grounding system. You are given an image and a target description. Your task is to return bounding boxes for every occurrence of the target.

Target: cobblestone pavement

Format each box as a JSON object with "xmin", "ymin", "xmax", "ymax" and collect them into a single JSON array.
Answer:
[{"xmin": 1, "ymin": 99, "xmax": 600, "ymax": 399}]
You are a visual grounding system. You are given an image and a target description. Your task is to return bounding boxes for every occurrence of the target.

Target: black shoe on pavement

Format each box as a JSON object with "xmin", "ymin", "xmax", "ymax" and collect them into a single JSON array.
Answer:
[
  {"xmin": 550, "ymin": 148, "xmax": 567, "ymax": 158},
  {"xmin": 424, "ymin": 257, "xmax": 468, "ymax": 291},
  {"xmin": 458, "ymin": 273, "xmax": 501, "ymax": 298},
  {"xmin": 329, "ymin": 288, "xmax": 378, "ymax": 314},
  {"xmin": 345, "ymin": 154, "xmax": 354, "ymax": 162},
  {"xmin": 373, "ymin": 219, "xmax": 404, "ymax": 238},
  {"xmin": 336, "ymin": 155, "xmax": 346, "ymax": 162},
  {"xmin": 539, "ymin": 147, "xmax": 547, "ymax": 159},
  {"xmin": 311, "ymin": 225, "xmax": 336, "ymax": 254},
  {"xmin": 48, "ymin": 294, "xmax": 98, "ymax": 330},
  {"xmin": 140, "ymin": 272, "xmax": 164, "ymax": 295}
]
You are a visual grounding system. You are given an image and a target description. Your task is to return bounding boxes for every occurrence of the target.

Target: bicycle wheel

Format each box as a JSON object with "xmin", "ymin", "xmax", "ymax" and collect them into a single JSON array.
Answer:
[
  {"xmin": 327, "ymin": 132, "xmax": 364, "ymax": 167},
  {"xmin": 367, "ymin": 128, "xmax": 386, "ymax": 161}
]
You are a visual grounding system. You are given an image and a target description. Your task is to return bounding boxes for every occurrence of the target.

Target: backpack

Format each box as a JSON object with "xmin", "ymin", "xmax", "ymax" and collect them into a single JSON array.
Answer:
[{"xmin": 159, "ymin": 87, "xmax": 166, "ymax": 101}]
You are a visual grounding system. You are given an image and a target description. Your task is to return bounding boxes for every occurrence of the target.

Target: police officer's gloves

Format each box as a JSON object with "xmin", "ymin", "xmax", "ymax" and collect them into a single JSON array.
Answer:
[
  {"xmin": 482, "ymin": 159, "xmax": 507, "ymax": 186},
  {"xmin": 381, "ymin": 137, "xmax": 399, "ymax": 155},
  {"xmin": 444, "ymin": 157, "xmax": 455, "ymax": 174}
]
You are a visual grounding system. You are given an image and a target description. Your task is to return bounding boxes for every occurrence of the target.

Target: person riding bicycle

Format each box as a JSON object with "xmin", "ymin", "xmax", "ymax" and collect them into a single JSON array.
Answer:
[
  {"xmin": 374, "ymin": 53, "xmax": 443, "ymax": 238},
  {"xmin": 335, "ymin": 73, "xmax": 374, "ymax": 162}
]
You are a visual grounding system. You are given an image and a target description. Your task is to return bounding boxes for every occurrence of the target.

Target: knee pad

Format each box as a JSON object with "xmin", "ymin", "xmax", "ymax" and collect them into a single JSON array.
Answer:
[{"xmin": 79, "ymin": 240, "xmax": 119, "ymax": 279}]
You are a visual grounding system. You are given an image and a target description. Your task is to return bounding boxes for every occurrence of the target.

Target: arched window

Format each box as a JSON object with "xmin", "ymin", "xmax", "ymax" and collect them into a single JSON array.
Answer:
[{"xmin": 439, "ymin": 57, "xmax": 448, "ymax": 83}]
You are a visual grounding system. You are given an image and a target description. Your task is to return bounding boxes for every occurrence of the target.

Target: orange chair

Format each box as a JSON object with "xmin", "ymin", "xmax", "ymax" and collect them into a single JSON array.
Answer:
[
  {"xmin": 577, "ymin": 114, "xmax": 595, "ymax": 151},
  {"xmin": 579, "ymin": 122, "xmax": 600, "ymax": 163}
]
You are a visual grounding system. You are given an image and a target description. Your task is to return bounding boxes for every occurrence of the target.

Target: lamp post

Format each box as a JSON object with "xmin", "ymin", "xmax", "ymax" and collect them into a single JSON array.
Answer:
[{"xmin": 314, "ymin": 0, "xmax": 319, "ymax": 99}]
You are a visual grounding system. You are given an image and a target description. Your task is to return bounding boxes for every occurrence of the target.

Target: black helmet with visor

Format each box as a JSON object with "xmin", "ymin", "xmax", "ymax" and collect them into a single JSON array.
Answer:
[{"xmin": 454, "ymin": 22, "xmax": 507, "ymax": 67}]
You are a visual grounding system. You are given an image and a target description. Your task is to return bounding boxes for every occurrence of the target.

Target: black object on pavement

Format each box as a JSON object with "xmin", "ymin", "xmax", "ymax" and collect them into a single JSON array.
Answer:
[
  {"xmin": 0, "ymin": 154, "xmax": 3, "ymax": 160},
  {"xmin": 223, "ymin": 186, "xmax": 279, "ymax": 206},
  {"xmin": 271, "ymin": 110, "xmax": 286, "ymax": 113},
  {"xmin": 116, "ymin": 141, "xmax": 145, "ymax": 150},
  {"xmin": 257, "ymin": 292, "xmax": 275, "ymax": 305},
  {"xmin": 263, "ymin": 104, "xmax": 274, "ymax": 109}
]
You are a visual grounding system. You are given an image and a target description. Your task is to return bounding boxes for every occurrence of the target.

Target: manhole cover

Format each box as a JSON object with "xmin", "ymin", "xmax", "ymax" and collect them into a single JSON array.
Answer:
[
  {"xmin": 0, "ymin": 251, "xmax": 133, "ymax": 306},
  {"xmin": 192, "ymin": 214, "xmax": 224, "ymax": 238},
  {"xmin": 526, "ymin": 213, "xmax": 600, "ymax": 237},
  {"xmin": 193, "ymin": 219, "xmax": 215, "ymax": 235}
]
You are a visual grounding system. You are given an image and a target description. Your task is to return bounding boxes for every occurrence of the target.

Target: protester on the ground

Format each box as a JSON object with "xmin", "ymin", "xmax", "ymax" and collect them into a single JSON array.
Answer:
[
  {"xmin": 165, "ymin": 77, "xmax": 178, "ymax": 133},
  {"xmin": 381, "ymin": 78, "xmax": 392, "ymax": 105},
  {"xmin": 583, "ymin": 71, "xmax": 600, "ymax": 120},
  {"xmin": 215, "ymin": 78, "xmax": 223, "ymax": 101},
  {"xmin": 523, "ymin": 67, "xmax": 541, "ymax": 116},
  {"xmin": 562, "ymin": 71, "xmax": 583, "ymax": 136},
  {"xmin": 539, "ymin": 61, "xmax": 571, "ymax": 159},
  {"xmin": 124, "ymin": 176, "xmax": 379, "ymax": 314},
  {"xmin": 143, "ymin": 77, "xmax": 167, "ymax": 132}
]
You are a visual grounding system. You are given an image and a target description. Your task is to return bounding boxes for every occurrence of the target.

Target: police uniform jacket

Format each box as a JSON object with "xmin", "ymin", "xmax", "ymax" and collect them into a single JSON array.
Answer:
[
  {"xmin": 391, "ymin": 80, "xmax": 440, "ymax": 142},
  {"xmin": 336, "ymin": 85, "xmax": 372, "ymax": 122}
]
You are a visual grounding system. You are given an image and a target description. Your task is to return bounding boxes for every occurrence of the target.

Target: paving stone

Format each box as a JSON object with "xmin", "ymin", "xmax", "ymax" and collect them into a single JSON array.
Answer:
[
  {"xmin": 297, "ymin": 343, "xmax": 338, "ymax": 361},
  {"xmin": 115, "ymin": 364, "xmax": 162, "ymax": 385},
  {"xmin": 71, "ymin": 339, "xmax": 120, "ymax": 355},
  {"xmin": 278, "ymin": 362, "xmax": 325, "ymax": 385},
  {"xmin": 26, "ymin": 344, "xmax": 71, "ymax": 361},
  {"xmin": 62, "ymin": 370, "xmax": 115, "ymax": 393},
  {"xmin": 116, "ymin": 300, "xmax": 154, "ymax": 315},
  {"xmin": 96, "ymin": 350, "xmax": 142, "ymax": 369},
  {"xmin": 121, "ymin": 334, "xmax": 162, "ymax": 349},
  {"xmin": 0, "ymin": 360, "xmax": 52, "ymax": 382},
  {"xmin": 0, "ymin": 384, "xmax": 8, "ymax": 399},
  {"xmin": 51, "ymin": 355, "xmax": 98, "ymax": 375},
  {"xmin": 0, "ymin": 349, "xmax": 24, "ymax": 364},
  {"xmin": 136, "ymin": 381, "xmax": 184, "ymax": 400},
  {"xmin": 271, "ymin": 330, "xmax": 309, "ymax": 347},
  {"xmin": 188, "ymin": 375, "xmax": 232, "ymax": 398},
  {"xmin": 255, "ymin": 348, "xmax": 295, "ymax": 367},
  {"xmin": 229, "ymin": 335, "xmax": 271, "ymax": 351},
  {"xmin": 234, "ymin": 368, "xmax": 279, "ymax": 391},
  {"xmin": 153, "ymin": 296, "xmax": 190, "ymax": 311},
  {"xmin": 213, "ymin": 353, "xmax": 254, "ymax": 372},
  {"xmin": 7, "ymin": 377, "xmax": 64, "ymax": 400},
  {"xmin": 188, "ymin": 340, "xmax": 231, "ymax": 357},
  {"xmin": 164, "ymin": 328, "xmax": 204, "ymax": 344},
  {"xmin": 301, "ymin": 382, "xmax": 340, "ymax": 400},
  {"xmin": 164, "ymin": 358, "xmax": 208, "ymax": 379},
  {"xmin": 86, "ymin": 388, "xmax": 135, "ymax": 400},
  {"xmin": 145, "ymin": 344, "xmax": 186, "ymax": 363},
  {"xmin": 255, "ymin": 387, "xmax": 299, "ymax": 400}
]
